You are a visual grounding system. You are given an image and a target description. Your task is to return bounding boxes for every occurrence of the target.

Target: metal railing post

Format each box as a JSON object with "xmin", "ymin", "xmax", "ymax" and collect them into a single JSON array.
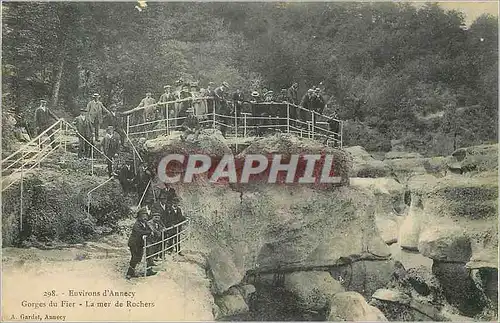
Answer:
[
  {"xmin": 311, "ymin": 112, "xmax": 315, "ymax": 140},
  {"xmin": 20, "ymin": 164, "xmax": 23, "ymax": 233},
  {"xmin": 87, "ymin": 193, "xmax": 91, "ymax": 214},
  {"xmin": 176, "ymin": 225, "xmax": 180, "ymax": 253},
  {"xmin": 244, "ymin": 113, "xmax": 247, "ymax": 138},
  {"xmin": 126, "ymin": 115, "xmax": 130, "ymax": 136},
  {"xmin": 91, "ymin": 147, "xmax": 94, "ymax": 176},
  {"xmin": 58, "ymin": 121, "xmax": 63, "ymax": 152},
  {"xmin": 212, "ymin": 104, "xmax": 216, "ymax": 128},
  {"xmin": 161, "ymin": 230, "xmax": 165, "ymax": 259},
  {"xmin": 287, "ymin": 103, "xmax": 290, "ymax": 134},
  {"xmin": 166, "ymin": 103, "xmax": 170, "ymax": 135},
  {"xmin": 234, "ymin": 105, "xmax": 238, "ymax": 150},
  {"xmin": 143, "ymin": 236, "xmax": 147, "ymax": 277},
  {"xmin": 64, "ymin": 121, "xmax": 68, "ymax": 154},
  {"xmin": 340, "ymin": 120, "xmax": 343, "ymax": 148}
]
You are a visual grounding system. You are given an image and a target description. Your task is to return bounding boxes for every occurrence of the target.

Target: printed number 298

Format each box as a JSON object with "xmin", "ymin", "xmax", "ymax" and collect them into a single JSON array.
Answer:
[{"xmin": 44, "ymin": 290, "xmax": 56, "ymax": 297}]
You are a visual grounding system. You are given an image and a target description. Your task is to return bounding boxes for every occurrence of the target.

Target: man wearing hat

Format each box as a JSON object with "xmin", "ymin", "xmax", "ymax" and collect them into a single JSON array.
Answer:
[
  {"xmin": 299, "ymin": 89, "xmax": 315, "ymax": 123},
  {"xmin": 126, "ymin": 208, "xmax": 157, "ymax": 279},
  {"xmin": 35, "ymin": 99, "xmax": 59, "ymax": 149},
  {"xmin": 177, "ymin": 84, "xmax": 193, "ymax": 126},
  {"xmin": 287, "ymin": 82, "xmax": 299, "ymax": 105},
  {"xmin": 137, "ymin": 92, "xmax": 157, "ymax": 136},
  {"xmin": 214, "ymin": 82, "xmax": 230, "ymax": 136},
  {"xmin": 106, "ymin": 105, "xmax": 126, "ymax": 147},
  {"xmin": 158, "ymin": 85, "xmax": 176, "ymax": 134},
  {"xmin": 86, "ymin": 94, "xmax": 110, "ymax": 142},
  {"xmin": 74, "ymin": 108, "xmax": 93, "ymax": 158},
  {"xmin": 205, "ymin": 82, "xmax": 216, "ymax": 116},
  {"xmin": 312, "ymin": 87, "xmax": 326, "ymax": 115},
  {"xmin": 101, "ymin": 125, "xmax": 121, "ymax": 177},
  {"xmin": 232, "ymin": 88, "xmax": 244, "ymax": 119},
  {"xmin": 180, "ymin": 107, "xmax": 200, "ymax": 141}
]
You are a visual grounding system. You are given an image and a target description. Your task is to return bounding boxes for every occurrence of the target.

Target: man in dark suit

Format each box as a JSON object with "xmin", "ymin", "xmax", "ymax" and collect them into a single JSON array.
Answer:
[
  {"xmin": 232, "ymin": 88, "xmax": 244, "ymax": 118},
  {"xmin": 126, "ymin": 208, "xmax": 156, "ymax": 279},
  {"xmin": 287, "ymin": 82, "xmax": 299, "ymax": 104},
  {"xmin": 74, "ymin": 108, "xmax": 93, "ymax": 158},
  {"xmin": 35, "ymin": 99, "xmax": 59, "ymax": 149},
  {"xmin": 101, "ymin": 125, "xmax": 121, "ymax": 177}
]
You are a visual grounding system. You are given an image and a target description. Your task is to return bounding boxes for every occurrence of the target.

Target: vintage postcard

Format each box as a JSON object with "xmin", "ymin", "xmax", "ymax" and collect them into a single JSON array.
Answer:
[{"xmin": 1, "ymin": 1, "xmax": 498, "ymax": 322}]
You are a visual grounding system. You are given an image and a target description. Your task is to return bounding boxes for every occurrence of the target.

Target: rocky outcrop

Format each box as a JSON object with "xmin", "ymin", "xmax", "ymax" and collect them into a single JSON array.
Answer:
[
  {"xmin": 418, "ymin": 227, "xmax": 472, "ymax": 262},
  {"xmin": 142, "ymin": 136, "xmax": 395, "ymax": 299},
  {"xmin": 2, "ymin": 169, "xmax": 132, "ymax": 247},
  {"xmin": 145, "ymin": 129, "xmax": 232, "ymax": 167},
  {"xmin": 371, "ymin": 288, "xmax": 454, "ymax": 321},
  {"xmin": 283, "ymin": 271, "xmax": 344, "ymax": 312},
  {"xmin": 328, "ymin": 291, "xmax": 388, "ymax": 321},
  {"xmin": 432, "ymin": 262, "xmax": 487, "ymax": 316},
  {"xmin": 345, "ymin": 146, "xmax": 391, "ymax": 178},
  {"xmin": 239, "ymin": 133, "xmax": 352, "ymax": 185},
  {"xmin": 449, "ymin": 144, "xmax": 498, "ymax": 173},
  {"xmin": 214, "ymin": 293, "xmax": 249, "ymax": 318}
]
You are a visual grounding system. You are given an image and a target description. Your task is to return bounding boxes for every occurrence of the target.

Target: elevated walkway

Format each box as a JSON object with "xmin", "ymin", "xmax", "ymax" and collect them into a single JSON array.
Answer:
[{"xmin": 122, "ymin": 97, "xmax": 343, "ymax": 148}]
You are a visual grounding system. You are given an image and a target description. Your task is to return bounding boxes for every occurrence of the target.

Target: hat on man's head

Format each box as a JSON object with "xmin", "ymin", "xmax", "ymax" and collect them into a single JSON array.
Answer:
[
  {"xmin": 40, "ymin": 99, "xmax": 48, "ymax": 103},
  {"xmin": 164, "ymin": 85, "xmax": 171, "ymax": 89},
  {"xmin": 92, "ymin": 93, "xmax": 100, "ymax": 97},
  {"xmin": 80, "ymin": 108, "xmax": 87, "ymax": 112},
  {"xmin": 281, "ymin": 89, "xmax": 287, "ymax": 92},
  {"xmin": 315, "ymin": 87, "xmax": 321, "ymax": 92},
  {"xmin": 208, "ymin": 82, "xmax": 215, "ymax": 86},
  {"xmin": 264, "ymin": 91, "xmax": 274, "ymax": 96},
  {"xmin": 146, "ymin": 92, "xmax": 152, "ymax": 96},
  {"xmin": 307, "ymin": 88, "xmax": 314, "ymax": 93},
  {"xmin": 251, "ymin": 91, "xmax": 260, "ymax": 97},
  {"xmin": 222, "ymin": 82, "xmax": 229, "ymax": 88}
]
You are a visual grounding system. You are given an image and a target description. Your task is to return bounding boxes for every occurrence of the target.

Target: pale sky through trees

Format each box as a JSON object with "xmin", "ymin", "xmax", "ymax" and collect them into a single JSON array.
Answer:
[{"xmin": 420, "ymin": 1, "xmax": 498, "ymax": 25}]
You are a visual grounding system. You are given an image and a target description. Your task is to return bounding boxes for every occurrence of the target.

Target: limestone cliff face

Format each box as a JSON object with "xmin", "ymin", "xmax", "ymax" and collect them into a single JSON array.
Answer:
[{"xmin": 145, "ymin": 133, "xmax": 397, "ymax": 296}]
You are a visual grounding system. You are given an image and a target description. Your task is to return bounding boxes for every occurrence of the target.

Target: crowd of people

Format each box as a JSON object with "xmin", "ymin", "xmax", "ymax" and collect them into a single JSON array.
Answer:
[
  {"xmin": 6, "ymin": 80, "xmax": 338, "ymax": 279},
  {"xmin": 128, "ymin": 79, "xmax": 336, "ymax": 137}
]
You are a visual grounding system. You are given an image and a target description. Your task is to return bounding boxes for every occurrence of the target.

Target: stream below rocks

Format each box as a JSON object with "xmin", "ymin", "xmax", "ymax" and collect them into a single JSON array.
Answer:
[{"xmin": 218, "ymin": 284, "xmax": 325, "ymax": 321}]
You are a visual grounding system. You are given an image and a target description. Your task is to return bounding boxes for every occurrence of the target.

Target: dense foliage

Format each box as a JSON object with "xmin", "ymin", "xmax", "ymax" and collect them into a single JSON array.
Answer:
[{"xmin": 2, "ymin": 2, "xmax": 498, "ymax": 155}]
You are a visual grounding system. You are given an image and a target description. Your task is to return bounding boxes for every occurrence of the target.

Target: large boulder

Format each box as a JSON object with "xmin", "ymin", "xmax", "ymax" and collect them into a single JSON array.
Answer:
[
  {"xmin": 238, "ymin": 133, "xmax": 352, "ymax": 185},
  {"xmin": 450, "ymin": 144, "xmax": 498, "ymax": 173},
  {"xmin": 328, "ymin": 291, "xmax": 388, "ymax": 321},
  {"xmin": 350, "ymin": 178, "xmax": 405, "ymax": 244},
  {"xmin": 206, "ymin": 248, "xmax": 243, "ymax": 295},
  {"xmin": 432, "ymin": 261, "xmax": 487, "ymax": 317},
  {"xmin": 283, "ymin": 271, "xmax": 344, "ymax": 312},
  {"xmin": 407, "ymin": 173, "xmax": 497, "ymax": 265},
  {"xmin": 180, "ymin": 181, "xmax": 392, "ymax": 296},
  {"xmin": 330, "ymin": 260, "xmax": 395, "ymax": 299},
  {"xmin": 145, "ymin": 128, "xmax": 232, "ymax": 168},
  {"xmin": 214, "ymin": 293, "xmax": 249, "ymax": 318},
  {"xmin": 345, "ymin": 146, "xmax": 390, "ymax": 178},
  {"xmin": 418, "ymin": 227, "xmax": 472, "ymax": 262}
]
